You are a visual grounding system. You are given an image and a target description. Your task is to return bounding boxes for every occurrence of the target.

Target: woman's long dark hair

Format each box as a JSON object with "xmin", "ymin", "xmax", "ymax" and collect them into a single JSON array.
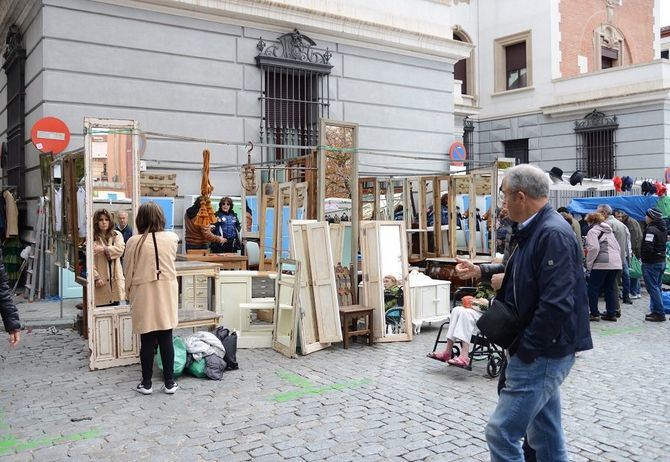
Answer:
[
  {"xmin": 133, "ymin": 202, "xmax": 166, "ymax": 262},
  {"xmin": 93, "ymin": 209, "xmax": 115, "ymax": 242}
]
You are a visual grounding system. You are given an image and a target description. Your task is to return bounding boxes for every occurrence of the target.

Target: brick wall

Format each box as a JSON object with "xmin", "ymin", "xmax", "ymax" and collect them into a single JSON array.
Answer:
[{"xmin": 559, "ymin": 0, "xmax": 654, "ymax": 77}]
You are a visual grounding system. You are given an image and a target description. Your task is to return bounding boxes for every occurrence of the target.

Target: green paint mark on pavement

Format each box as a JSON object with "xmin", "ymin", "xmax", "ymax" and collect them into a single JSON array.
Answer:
[
  {"xmin": 595, "ymin": 326, "xmax": 642, "ymax": 337},
  {"xmin": 272, "ymin": 371, "xmax": 372, "ymax": 403},
  {"xmin": 0, "ymin": 409, "xmax": 101, "ymax": 455}
]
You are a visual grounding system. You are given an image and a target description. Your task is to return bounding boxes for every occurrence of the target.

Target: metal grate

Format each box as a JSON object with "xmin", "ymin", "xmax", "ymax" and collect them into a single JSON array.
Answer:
[
  {"xmin": 504, "ymin": 139, "xmax": 529, "ymax": 164},
  {"xmin": 256, "ymin": 30, "xmax": 332, "ymax": 163},
  {"xmin": 575, "ymin": 110, "xmax": 618, "ymax": 178}
]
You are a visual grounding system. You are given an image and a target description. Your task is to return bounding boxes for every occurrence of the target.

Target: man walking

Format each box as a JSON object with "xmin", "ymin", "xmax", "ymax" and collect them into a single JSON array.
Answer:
[
  {"xmin": 484, "ymin": 164, "xmax": 592, "ymax": 461},
  {"xmin": 641, "ymin": 207, "xmax": 667, "ymax": 322}
]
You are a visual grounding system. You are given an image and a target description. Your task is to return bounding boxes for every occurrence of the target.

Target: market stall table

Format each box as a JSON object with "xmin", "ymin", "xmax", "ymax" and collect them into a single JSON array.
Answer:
[
  {"xmin": 177, "ymin": 252, "xmax": 248, "ymax": 270},
  {"xmin": 424, "ymin": 256, "xmax": 494, "ymax": 292}
]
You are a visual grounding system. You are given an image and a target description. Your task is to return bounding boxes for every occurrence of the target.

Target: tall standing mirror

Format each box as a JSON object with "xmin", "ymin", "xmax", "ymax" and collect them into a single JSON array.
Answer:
[
  {"xmin": 84, "ymin": 118, "xmax": 140, "ymax": 370},
  {"xmin": 361, "ymin": 221, "xmax": 412, "ymax": 342}
]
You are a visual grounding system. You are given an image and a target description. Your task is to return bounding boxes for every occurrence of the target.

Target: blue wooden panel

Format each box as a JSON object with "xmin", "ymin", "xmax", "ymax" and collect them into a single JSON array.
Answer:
[
  {"xmin": 140, "ymin": 196, "xmax": 175, "ymax": 230},
  {"xmin": 59, "ymin": 268, "xmax": 82, "ymax": 299},
  {"xmin": 264, "ymin": 208, "xmax": 275, "ymax": 258}
]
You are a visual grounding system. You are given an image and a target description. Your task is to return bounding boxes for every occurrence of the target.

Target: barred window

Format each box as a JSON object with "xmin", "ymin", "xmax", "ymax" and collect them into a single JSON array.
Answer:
[
  {"xmin": 504, "ymin": 139, "xmax": 529, "ymax": 164},
  {"xmin": 256, "ymin": 30, "xmax": 332, "ymax": 162},
  {"xmin": 575, "ymin": 110, "xmax": 618, "ymax": 178}
]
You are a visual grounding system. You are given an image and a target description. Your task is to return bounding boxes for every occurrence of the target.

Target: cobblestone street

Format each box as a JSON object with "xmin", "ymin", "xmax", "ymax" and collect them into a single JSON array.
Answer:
[{"xmin": 0, "ymin": 296, "xmax": 668, "ymax": 461}]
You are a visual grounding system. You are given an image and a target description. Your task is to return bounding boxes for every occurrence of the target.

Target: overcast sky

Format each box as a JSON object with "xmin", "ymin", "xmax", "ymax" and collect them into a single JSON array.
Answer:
[{"xmin": 663, "ymin": 2, "xmax": 669, "ymax": 27}]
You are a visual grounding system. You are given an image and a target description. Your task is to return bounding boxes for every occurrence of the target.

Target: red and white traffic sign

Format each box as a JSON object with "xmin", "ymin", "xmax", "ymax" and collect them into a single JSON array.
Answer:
[{"xmin": 31, "ymin": 117, "xmax": 70, "ymax": 154}]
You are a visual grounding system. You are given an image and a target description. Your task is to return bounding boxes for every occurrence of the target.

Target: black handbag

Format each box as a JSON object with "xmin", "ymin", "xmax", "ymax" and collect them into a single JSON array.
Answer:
[{"xmin": 476, "ymin": 298, "xmax": 521, "ymax": 349}]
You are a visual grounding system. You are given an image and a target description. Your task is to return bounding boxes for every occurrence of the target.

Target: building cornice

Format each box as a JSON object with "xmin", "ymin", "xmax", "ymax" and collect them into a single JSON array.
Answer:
[{"xmin": 97, "ymin": 0, "xmax": 473, "ymax": 62}]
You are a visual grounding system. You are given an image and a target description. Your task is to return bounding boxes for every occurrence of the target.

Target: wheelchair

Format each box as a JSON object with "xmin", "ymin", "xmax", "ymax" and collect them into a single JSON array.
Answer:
[{"xmin": 431, "ymin": 287, "xmax": 506, "ymax": 378}]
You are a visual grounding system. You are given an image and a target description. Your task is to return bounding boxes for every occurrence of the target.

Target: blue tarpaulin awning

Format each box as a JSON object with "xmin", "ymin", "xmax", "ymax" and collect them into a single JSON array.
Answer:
[{"xmin": 566, "ymin": 195, "xmax": 658, "ymax": 221}]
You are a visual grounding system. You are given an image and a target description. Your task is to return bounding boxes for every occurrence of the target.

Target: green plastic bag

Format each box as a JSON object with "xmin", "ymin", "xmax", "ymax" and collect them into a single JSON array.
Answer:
[
  {"xmin": 156, "ymin": 336, "xmax": 187, "ymax": 377},
  {"xmin": 629, "ymin": 255, "xmax": 642, "ymax": 279},
  {"xmin": 186, "ymin": 357, "xmax": 207, "ymax": 378}
]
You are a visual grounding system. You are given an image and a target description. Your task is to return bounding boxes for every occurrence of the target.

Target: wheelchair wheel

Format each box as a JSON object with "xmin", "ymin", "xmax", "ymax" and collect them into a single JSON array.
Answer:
[
  {"xmin": 487, "ymin": 354, "xmax": 504, "ymax": 378},
  {"xmin": 452, "ymin": 345, "xmax": 460, "ymax": 358}
]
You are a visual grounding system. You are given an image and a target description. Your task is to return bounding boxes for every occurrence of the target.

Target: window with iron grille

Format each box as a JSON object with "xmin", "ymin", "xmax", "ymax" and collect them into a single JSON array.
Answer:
[
  {"xmin": 504, "ymin": 138, "xmax": 529, "ymax": 164},
  {"xmin": 256, "ymin": 30, "xmax": 332, "ymax": 162},
  {"xmin": 575, "ymin": 110, "xmax": 618, "ymax": 178}
]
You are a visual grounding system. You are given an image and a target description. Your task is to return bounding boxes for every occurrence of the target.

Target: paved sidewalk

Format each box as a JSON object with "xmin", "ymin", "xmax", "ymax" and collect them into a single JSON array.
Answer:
[
  {"xmin": 13, "ymin": 297, "xmax": 80, "ymax": 329},
  {"xmin": 0, "ymin": 295, "xmax": 668, "ymax": 461}
]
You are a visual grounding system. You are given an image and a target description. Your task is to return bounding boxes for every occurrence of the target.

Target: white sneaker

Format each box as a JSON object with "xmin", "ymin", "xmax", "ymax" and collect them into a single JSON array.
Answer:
[
  {"xmin": 162, "ymin": 383, "xmax": 179, "ymax": 394},
  {"xmin": 136, "ymin": 383, "xmax": 152, "ymax": 395},
  {"xmin": 632, "ymin": 294, "xmax": 642, "ymax": 299}
]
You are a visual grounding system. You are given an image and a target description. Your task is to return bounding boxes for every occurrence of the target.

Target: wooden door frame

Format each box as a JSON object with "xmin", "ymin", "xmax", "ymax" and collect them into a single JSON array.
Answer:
[{"xmin": 318, "ymin": 119, "xmax": 359, "ymax": 303}]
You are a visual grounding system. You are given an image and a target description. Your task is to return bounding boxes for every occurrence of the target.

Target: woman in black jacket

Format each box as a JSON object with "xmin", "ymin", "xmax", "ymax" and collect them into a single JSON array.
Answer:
[{"xmin": 211, "ymin": 197, "xmax": 241, "ymax": 254}]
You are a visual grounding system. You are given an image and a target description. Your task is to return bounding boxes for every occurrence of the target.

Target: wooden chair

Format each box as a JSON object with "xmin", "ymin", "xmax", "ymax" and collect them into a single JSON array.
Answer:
[{"xmin": 335, "ymin": 264, "xmax": 374, "ymax": 348}]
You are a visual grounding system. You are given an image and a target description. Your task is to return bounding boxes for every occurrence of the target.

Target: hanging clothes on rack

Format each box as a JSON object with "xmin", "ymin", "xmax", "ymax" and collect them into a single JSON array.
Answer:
[
  {"xmin": 77, "ymin": 185, "xmax": 87, "ymax": 237},
  {"xmin": 3, "ymin": 189, "xmax": 18, "ymax": 238}
]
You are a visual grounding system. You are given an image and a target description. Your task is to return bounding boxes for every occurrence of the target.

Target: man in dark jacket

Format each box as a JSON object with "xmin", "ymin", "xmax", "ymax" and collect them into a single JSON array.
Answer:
[
  {"xmin": 483, "ymin": 164, "xmax": 592, "ymax": 462},
  {"xmin": 0, "ymin": 252, "xmax": 20, "ymax": 346},
  {"xmin": 115, "ymin": 211, "xmax": 133, "ymax": 244},
  {"xmin": 641, "ymin": 207, "xmax": 667, "ymax": 322}
]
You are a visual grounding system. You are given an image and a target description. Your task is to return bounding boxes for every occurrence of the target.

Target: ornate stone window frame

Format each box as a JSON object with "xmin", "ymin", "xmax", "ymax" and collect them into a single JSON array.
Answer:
[{"xmin": 594, "ymin": 24, "xmax": 625, "ymax": 71}]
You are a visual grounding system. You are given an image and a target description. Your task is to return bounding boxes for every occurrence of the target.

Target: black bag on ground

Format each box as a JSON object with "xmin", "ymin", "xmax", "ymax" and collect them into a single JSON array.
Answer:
[
  {"xmin": 214, "ymin": 327, "xmax": 239, "ymax": 370},
  {"xmin": 476, "ymin": 298, "xmax": 521, "ymax": 349}
]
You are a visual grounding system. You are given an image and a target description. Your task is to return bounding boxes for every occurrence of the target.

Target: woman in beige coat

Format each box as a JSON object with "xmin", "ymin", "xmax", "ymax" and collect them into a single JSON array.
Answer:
[
  {"xmin": 123, "ymin": 202, "xmax": 179, "ymax": 395},
  {"xmin": 92, "ymin": 209, "xmax": 125, "ymax": 306}
]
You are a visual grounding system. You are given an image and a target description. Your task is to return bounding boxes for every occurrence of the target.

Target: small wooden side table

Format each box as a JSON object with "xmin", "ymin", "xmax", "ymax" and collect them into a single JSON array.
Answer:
[{"xmin": 339, "ymin": 305, "xmax": 374, "ymax": 349}]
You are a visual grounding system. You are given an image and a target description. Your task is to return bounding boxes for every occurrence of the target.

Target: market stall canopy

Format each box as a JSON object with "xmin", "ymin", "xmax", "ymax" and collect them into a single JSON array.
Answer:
[{"xmin": 566, "ymin": 195, "xmax": 658, "ymax": 221}]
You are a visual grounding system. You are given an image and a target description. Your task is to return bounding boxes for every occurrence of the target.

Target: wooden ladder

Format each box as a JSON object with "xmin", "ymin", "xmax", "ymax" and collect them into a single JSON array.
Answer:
[{"xmin": 24, "ymin": 197, "xmax": 48, "ymax": 301}]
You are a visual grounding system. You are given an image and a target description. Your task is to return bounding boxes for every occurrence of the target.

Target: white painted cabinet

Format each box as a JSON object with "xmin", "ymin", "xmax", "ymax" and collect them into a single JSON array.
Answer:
[
  {"xmin": 408, "ymin": 271, "xmax": 451, "ymax": 333},
  {"xmin": 219, "ymin": 270, "xmax": 278, "ymax": 348}
]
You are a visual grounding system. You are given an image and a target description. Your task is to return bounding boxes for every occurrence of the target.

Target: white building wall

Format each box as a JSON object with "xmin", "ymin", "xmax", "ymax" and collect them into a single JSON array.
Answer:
[
  {"xmin": 5, "ymin": 0, "xmax": 461, "ymax": 237},
  {"xmin": 476, "ymin": 0, "xmax": 552, "ymax": 119}
]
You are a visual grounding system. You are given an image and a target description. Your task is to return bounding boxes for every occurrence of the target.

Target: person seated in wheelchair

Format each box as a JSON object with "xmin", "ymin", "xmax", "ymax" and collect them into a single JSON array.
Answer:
[
  {"xmin": 383, "ymin": 275, "xmax": 404, "ymax": 331},
  {"xmin": 427, "ymin": 284, "xmax": 494, "ymax": 368}
]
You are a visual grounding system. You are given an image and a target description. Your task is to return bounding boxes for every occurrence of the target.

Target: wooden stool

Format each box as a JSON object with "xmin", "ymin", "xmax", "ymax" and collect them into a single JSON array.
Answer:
[{"xmin": 339, "ymin": 305, "xmax": 374, "ymax": 349}]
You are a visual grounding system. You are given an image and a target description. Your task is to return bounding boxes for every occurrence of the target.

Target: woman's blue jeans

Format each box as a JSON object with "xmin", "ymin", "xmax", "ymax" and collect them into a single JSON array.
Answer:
[
  {"xmin": 642, "ymin": 262, "xmax": 666, "ymax": 315},
  {"xmin": 486, "ymin": 354, "xmax": 575, "ymax": 462}
]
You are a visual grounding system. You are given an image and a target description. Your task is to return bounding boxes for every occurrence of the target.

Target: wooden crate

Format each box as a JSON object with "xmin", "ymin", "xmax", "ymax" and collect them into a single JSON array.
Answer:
[{"xmin": 141, "ymin": 185, "xmax": 179, "ymax": 197}]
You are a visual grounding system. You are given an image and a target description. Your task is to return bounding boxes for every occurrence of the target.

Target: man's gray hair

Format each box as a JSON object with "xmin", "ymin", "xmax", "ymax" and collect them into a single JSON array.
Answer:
[
  {"xmin": 596, "ymin": 204, "xmax": 613, "ymax": 216},
  {"xmin": 504, "ymin": 164, "xmax": 549, "ymax": 199}
]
